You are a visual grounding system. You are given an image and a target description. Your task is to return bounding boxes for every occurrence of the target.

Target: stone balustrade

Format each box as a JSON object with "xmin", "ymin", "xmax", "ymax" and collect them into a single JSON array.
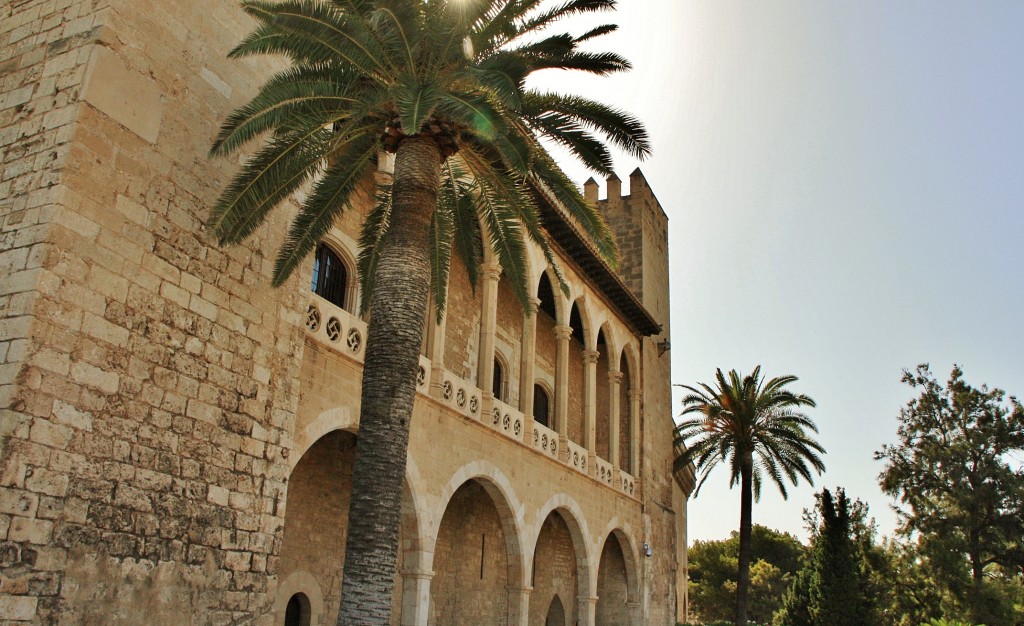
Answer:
[
  {"xmin": 565, "ymin": 440, "xmax": 589, "ymax": 476},
  {"xmin": 487, "ymin": 398, "xmax": 525, "ymax": 443},
  {"xmin": 416, "ymin": 355, "xmax": 431, "ymax": 396},
  {"xmin": 531, "ymin": 422, "xmax": 560, "ymax": 460},
  {"xmin": 436, "ymin": 370, "xmax": 482, "ymax": 420},
  {"xmin": 594, "ymin": 457, "xmax": 615, "ymax": 487},
  {"xmin": 619, "ymin": 469, "xmax": 637, "ymax": 498},
  {"xmin": 301, "ymin": 296, "xmax": 636, "ymax": 498},
  {"xmin": 304, "ymin": 294, "xmax": 367, "ymax": 362}
]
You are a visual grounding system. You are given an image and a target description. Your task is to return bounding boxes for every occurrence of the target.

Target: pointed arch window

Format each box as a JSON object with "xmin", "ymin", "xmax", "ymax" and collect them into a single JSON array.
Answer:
[
  {"xmin": 311, "ymin": 243, "xmax": 348, "ymax": 310},
  {"xmin": 284, "ymin": 592, "xmax": 311, "ymax": 626}
]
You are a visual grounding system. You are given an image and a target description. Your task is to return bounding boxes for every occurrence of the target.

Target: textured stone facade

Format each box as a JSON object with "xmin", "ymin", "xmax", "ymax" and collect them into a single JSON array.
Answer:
[{"xmin": 1, "ymin": 1, "xmax": 693, "ymax": 624}]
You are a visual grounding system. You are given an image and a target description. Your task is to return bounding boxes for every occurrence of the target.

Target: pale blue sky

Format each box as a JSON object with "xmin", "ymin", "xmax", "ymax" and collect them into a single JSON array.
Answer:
[{"xmin": 535, "ymin": 1, "xmax": 1024, "ymax": 542}]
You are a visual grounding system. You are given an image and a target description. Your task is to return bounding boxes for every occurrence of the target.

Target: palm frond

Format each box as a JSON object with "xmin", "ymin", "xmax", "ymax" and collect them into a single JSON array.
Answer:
[
  {"xmin": 271, "ymin": 132, "xmax": 378, "ymax": 284},
  {"xmin": 211, "ymin": 64, "xmax": 362, "ymax": 156},
  {"xmin": 207, "ymin": 127, "xmax": 334, "ymax": 245},
  {"xmin": 357, "ymin": 183, "xmax": 393, "ymax": 316},
  {"xmin": 523, "ymin": 92, "xmax": 651, "ymax": 159},
  {"xmin": 529, "ymin": 153, "xmax": 618, "ymax": 266}
]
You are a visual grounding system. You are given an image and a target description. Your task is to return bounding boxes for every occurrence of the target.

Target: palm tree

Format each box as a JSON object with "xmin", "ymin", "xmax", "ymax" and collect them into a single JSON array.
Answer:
[
  {"xmin": 674, "ymin": 367, "xmax": 825, "ymax": 626},
  {"xmin": 208, "ymin": 1, "xmax": 649, "ymax": 623}
]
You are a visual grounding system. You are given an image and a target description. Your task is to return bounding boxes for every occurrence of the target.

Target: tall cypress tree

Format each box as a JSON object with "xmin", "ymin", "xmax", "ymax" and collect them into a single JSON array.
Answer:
[{"xmin": 774, "ymin": 488, "xmax": 877, "ymax": 626}]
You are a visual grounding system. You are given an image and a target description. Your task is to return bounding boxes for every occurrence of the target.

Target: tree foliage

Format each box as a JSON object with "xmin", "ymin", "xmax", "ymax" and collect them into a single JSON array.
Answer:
[
  {"xmin": 210, "ymin": 1, "xmax": 649, "ymax": 621},
  {"xmin": 876, "ymin": 365, "xmax": 1024, "ymax": 626},
  {"xmin": 688, "ymin": 525, "xmax": 805, "ymax": 623},
  {"xmin": 773, "ymin": 488, "xmax": 878, "ymax": 626}
]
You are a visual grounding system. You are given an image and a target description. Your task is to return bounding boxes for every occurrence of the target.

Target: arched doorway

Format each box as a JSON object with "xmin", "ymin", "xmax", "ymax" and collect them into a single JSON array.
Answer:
[
  {"xmin": 284, "ymin": 592, "xmax": 311, "ymax": 626},
  {"xmin": 544, "ymin": 595, "xmax": 566, "ymax": 626},
  {"xmin": 595, "ymin": 533, "xmax": 630, "ymax": 626},
  {"xmin": 529, "ymin": 511, "xmax": 579, "ymax": 626},
  {"xmin": 278, "ymin": 430, "xmax": 417, "ymax": 625},
  {"xmin": 430, "ymin": 480, "xmax": 513, "ymax": 625}
]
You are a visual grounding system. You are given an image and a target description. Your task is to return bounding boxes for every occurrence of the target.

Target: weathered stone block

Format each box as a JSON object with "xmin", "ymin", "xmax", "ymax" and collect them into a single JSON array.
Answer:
[{"xmin": 81, "ymin": 47, "xmax": 163, "ymax": 144}]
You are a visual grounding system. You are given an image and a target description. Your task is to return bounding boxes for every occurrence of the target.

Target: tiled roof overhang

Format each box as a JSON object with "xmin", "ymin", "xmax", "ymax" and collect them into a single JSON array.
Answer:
[{"xmin": 533, "ymin": 186, "xmax": 663, "ymax": 337}]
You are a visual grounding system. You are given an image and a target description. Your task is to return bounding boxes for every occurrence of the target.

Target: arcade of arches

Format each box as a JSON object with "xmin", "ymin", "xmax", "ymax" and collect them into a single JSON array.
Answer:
[{"xmin": 276, "ymin": 434, "xmax": 640, "ymax": 626}]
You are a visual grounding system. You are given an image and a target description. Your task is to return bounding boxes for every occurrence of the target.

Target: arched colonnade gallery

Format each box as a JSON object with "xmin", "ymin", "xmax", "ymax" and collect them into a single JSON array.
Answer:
[
  {"xmin": 273, "ymin": 428, "xmax": 642, "ymax": 626},
  {"xmin": 305, "ymin": 228, "xmax": 645, "ymax": 488}
]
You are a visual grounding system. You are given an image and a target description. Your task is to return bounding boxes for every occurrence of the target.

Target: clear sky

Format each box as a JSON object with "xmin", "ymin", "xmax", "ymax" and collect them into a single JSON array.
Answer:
[{"xmin": 533, "ymin": 1, "xmax": 1024, "ymax": 543}]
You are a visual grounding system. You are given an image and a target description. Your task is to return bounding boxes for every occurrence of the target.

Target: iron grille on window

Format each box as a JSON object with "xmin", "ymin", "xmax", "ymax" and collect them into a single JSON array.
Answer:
[{"xmin": 311, "ymin": 243, "xmax": 347, "ymax": 309}]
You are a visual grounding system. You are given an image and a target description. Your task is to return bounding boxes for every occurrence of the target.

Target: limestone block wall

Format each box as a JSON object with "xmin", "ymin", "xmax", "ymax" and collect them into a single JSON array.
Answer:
[
  {"xmin": 1, "ymin": 1, "xmax": 683, "ymax": 624},
  {"xmin": 1, "ymin": 0, "xmax": 312, "ymax": 622},
  {"xmin": 442, "ymin": 254, "xmax": 482, "ymax": 382},
  {"xmin": 591, "ymin": 169, "xmax": 682, "ymax": 624}
]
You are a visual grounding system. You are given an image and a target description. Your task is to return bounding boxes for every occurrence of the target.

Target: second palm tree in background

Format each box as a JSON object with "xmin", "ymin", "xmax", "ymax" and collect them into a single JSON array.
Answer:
[{"xmin": 675, "ymin": 367, "xmax": 826, "ymax": 626}]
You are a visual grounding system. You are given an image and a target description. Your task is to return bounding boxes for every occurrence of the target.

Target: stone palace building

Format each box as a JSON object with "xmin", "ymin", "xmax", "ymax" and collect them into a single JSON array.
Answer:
[{"xmin": 0, "ymin": 1, "xmax": 696, "ymax": 624}]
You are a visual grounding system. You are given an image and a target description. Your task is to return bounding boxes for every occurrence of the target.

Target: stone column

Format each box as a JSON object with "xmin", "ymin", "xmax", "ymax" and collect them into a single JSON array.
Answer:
[
  {"xmin": 628, "ymin": 388, "xmax": 641, "ymax": 475},
  {"xmin": 627, "ymin": 600, "xmax": 642, "ymax": 626},
  {"xmin": 400, "ymin": 570, "xmax": 433, "ymax": 626},
  {"xmin": 608, "ymin": 369, "xmax": 623, "ymax": 469},
  {"xmin": 428, "ymin": 295, "xmax": 449, "ymax": 396},
  {"xmin": 554, "ymin": 324, "xmax": 572, "ymax": 452},
  {"xmin": 583, "ymin": 348, "xmax": 599, "ymax": 473},
  {"xmin": 578, "ymin": 594, "xmax": 599, "ymax": 626},
  {"xmin": 508, "ymin": 585, "xmax": 532, "ymax": 626},
  {"xmin": 476, "ymin": 261, "xmax": 501, "ymax": 402},
  {"xmin": 518, "ymin": 297, "xmax": 540, "ymax": 444}
]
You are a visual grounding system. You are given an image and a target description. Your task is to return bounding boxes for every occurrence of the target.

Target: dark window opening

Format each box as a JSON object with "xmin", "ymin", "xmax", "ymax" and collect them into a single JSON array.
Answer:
[
  {"xmin": 537, "ymin": 273, "xmax": 557, "ymax": 320},
  {"xmin": 569, "ymin": 304, "xmax": 584, "ymax": 346},
  {"xmin": 493, "ymin": 357, "xmax": 504, "ymax": 401},
  {"xmin": 533, "ymin": 384, "xmax": 550, "ymax": 428},
  {"xmin": 311, "ymin": 243, "xmax": 348, "ymax": 310},
  {"xmin": 284, "ymin": 592, "xmax": 311, "ymax": 626}
]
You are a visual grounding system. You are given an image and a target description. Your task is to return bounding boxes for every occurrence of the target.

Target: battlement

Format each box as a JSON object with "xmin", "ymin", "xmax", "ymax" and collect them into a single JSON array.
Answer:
[{"xmin": 584, "ymin": 168, "xmax": 664, "ymax": 216}]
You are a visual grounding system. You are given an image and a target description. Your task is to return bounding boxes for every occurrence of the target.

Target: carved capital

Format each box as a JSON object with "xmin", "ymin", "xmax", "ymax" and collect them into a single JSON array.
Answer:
[
  {"xmin": 481, "ymin": 261, "xmax": 502, "ymax": 282},
  {"xmin": 608, "ymin": 370, "xmax": 624, "ymax": 384},
  {"xmin": 554, "ymin": 324, "xmax": 572, "ymax": 341},
  {"xmin": 582, "ymin": 349, "xmax": 600, "ymax": 365}
]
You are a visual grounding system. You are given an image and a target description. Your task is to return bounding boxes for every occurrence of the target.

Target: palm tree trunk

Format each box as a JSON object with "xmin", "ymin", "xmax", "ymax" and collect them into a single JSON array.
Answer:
[
  {"xmin": 337, "ymin": 137, "xmax": 442, "ymax": 625},
  {"xmin": 736, "ymin": 452, "xmax": 754, "ymax": 626}
]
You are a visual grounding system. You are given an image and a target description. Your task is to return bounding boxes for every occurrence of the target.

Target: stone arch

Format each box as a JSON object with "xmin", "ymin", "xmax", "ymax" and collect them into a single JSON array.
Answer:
[
  {"xmin": 430, "ymin": 462, "xmax": 527, "ymax": 588},
  {"xmin": 529, "ymin": 494, "xmax": 595, "ymax": 620},
  {"xmin": 279, "ymin": 428, "xmax": 426, "ymax": 625},
  {"xmin": 274, "ymin": 571, "xmax": 324, "ymax": 626},
  {"xmin": 566, "ymin": 299, "xmax": 588, "ymax": 446},
  {"xmin": 536, "ymin": 267, "xmax": 569, "ymax": 325},
  {"xmin": 593, "ymin": 520, "xmax": 641, "ymax": 604},
  {"xmin": 595, "ymin": 324, "xmax": 615, "ymax": 461},
  {"xmin": 619, "ymin": 343, "xmax": 640, "ymax": 475},
  {"xmin": 544, "ymin": 594, "xmax": 567, "ymax": 626},
  {"xmin": 621, "ymin": 342, "xmax": 640, "ymax": 392},
  {"xmin": 492, "ymin": 349, "xmax": 510, "ymax": 402},
  {"xmin": 595, "ymin": 532, "xmax": 634, "ymax": 626},
  {"xmin": 429, "ymin": 466, "xmax": 527, "ymax": 625},
  {"xmin": 596, "ymin": 321, "xmax": 620, "ymax": 367},
  {"xmin": 533, "ymin": 270, "xmax": 561, "ymax": 427},
  {"xmin": 532, "ymin": 379, "xmax": 554, "ymax": 428},
  {"xmin": 568, "ymin": 296, "xmax": 595, "ymax": 350},
  {"xmin": 290, "ymin": 407, "xmax": 358, "ymax": 472}
]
